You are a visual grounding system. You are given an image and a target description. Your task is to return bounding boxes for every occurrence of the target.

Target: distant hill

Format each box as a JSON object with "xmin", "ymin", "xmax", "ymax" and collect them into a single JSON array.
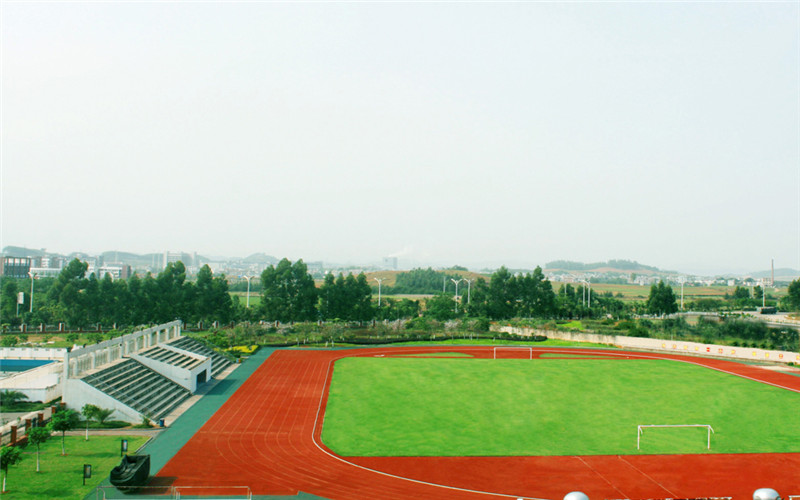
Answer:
[
  {"xmin": 748, "ymin": 268, "xmax": 800, "ymax": 281},
  {"xmin": 2, "ymin": 246, "xmax": 50, "ymax": 257},
  {"xmin": 544, "ymin": 259, "xmax": 674, "ymax": 275},
  {"xmin": 242, "ymin": 253, "xmax": 278, "ymax": 264}
]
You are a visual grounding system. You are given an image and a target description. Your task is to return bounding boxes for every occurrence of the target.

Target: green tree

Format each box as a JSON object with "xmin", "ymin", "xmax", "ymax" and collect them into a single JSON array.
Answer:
[
  {"xmin": 27, "ymin": 426, "xmax": 50, "ymax": 472},
  {"xmin": 424, "ymin": 293, "xmax": 457, "ymax": 321},
  {"xmin": 261, "ymin": 259, "xmax": 318, "ymax": 322},
  {"xmin": 81, "ymin": 404, "xmax": 99, "ymax": 440},
  {"xmin": 487, "ymin": 267, "xmax": 516, "ymax": 319},
  {"xmin": 646, "ymin": 281, "xmax": 678, "ymax": 316},
  {"xmin": 1, "ymin": 279, "xmax": 21, "ymax": 326},
  {"xmin": 0, "ymin": 390, "xmax": 28, "ymax": 407},
  {"xmin": 1, "ymin": 445, "xmax": 23, "ymax": 492},
  {"xmin": 93, "ymin": 407, "xmax": 115, "ymax": 425},
  {"xmin": 50, "ymin": 409, "xmax": 80, "ymax": 455},
  {"xmin": 784, "ymin": 279, "xmax": 800, "ymax": 311}
]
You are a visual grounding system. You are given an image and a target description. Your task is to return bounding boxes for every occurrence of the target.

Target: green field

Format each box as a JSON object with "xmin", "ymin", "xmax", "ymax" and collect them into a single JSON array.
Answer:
[
  {"xmin": 1, "ymin": 435, "xmax": 148, "ymax": 500},
  {"xmin": 322, "ymin": 357, "xmax": 800, "ymax": 457}
]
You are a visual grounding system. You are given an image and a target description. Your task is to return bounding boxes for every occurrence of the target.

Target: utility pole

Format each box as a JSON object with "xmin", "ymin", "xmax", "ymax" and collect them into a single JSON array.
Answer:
[
  {"xmin": 28, "ymin": 271, "xmax": 37, "ymax": 313},
  {"xmin": 373, "ymin": 278, "xmax": 386, "ymax": 307}
]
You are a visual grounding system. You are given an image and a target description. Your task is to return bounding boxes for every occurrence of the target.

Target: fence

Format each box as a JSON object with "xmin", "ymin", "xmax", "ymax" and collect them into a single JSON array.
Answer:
[{"xmin": 0, "ymin": 404, "xmax": 59, "ymax": 446}]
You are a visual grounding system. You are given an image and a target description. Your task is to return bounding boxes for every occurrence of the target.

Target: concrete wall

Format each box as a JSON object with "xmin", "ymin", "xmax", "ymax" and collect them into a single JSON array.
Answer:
[
  {"xmin": 64, "ymin": 320, "xmax": 181, "ymax": 379},
  {"xmin": 492, "ymin": 325, "xmax": 800, "ymax": 364},
  {"xmin": 0, "ymin": 361, "xmax": 63, "ymax": 403},
  {"xmin": 0, "ymin": 347, "xmax": 67, "ymax": 360},
  {"xmin": 64, "ymin": 378, "xmax": 141, "ymax": 423},
  {"xmin": 129, "ymin": 351, "xmax": 211, "ymax": 392}
]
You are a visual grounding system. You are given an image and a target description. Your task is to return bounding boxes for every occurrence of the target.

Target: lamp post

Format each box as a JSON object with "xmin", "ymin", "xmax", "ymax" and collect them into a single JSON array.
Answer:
[
  {"xmin": 240, "ymin": 275, "xmax": 254, "ymax": 308},
  {"xmin": 28, "ymin": 271, "xmax": 37, "ymax": 313},
  {"xmin": 465, "ymin": 279, "xmax": 474, "ymax": 305},
  {"xmin": 451, "ymin": 278, "xmax": 464, "ymax": 313},
  {"xmin": 373, "ymin": 278, "xmax": 386, "ymax": 307}
]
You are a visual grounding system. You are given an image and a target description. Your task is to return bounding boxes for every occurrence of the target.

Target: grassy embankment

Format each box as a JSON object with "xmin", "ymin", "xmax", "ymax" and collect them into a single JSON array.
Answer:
[{"xmin": 1, "ymin": 435, "xmax": 148, "ymax": 500}]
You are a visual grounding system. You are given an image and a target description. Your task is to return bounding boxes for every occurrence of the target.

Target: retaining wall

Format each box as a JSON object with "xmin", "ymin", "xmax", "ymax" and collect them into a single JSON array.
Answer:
[{"xmin": 493, "ymin": 325, "xmax": 800, "ymax": 364}]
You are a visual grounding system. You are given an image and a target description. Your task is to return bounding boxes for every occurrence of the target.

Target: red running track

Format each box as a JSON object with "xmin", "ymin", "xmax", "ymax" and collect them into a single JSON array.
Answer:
[{"xmin": 156, "ymin": 346, "xmax": 800, "ymax": 499}]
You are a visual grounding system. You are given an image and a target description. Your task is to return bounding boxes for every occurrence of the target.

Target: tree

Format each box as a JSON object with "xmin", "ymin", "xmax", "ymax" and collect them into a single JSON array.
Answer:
[
  {"xmin": 784, "ymin": 279, "xmax": 800, "ymax": 311},
  {"xmin": 424, "ymin": 293, "xmax": 457, "ymax": 321},
  {"xmin": 93, "ymin": 407, "xmax": 115, "ymax": 425},
  {"xmin": 27, "ymin": 427, "xmax": 50, "ymax": 472},
  {"xmin": 50, "ymin": 409, "xmax": 80, "ymax": 455},
  {"xmin": 1, "ymin": 446, "xmax": 23, "ymax": 492},
  {"xmin": 1, "ymin": 279, "xmax": 21, "ymax": 327},
  {"xmin": 647, "ymin": 281, "xmax": 678, "ymax": 317},
  {"xmin": 261, "ymin": 259, "xmax": 318, "ymax": 322},
  {"xmin": 81, "ymin": 404, "xmax": 99, "ymax": 440},
  {"xmin": 0, "ymin": 390, "xmax": 28, "ymax": 407},
  {"xmin": 487, "ymin": 267, "xmax": 516, "ymax": 319}
]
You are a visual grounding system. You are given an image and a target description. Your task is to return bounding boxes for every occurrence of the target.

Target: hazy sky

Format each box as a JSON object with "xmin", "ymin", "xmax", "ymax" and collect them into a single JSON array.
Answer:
[{"xmin": 2, "ymin": 2, "xmax": 798, "ymax": 274}]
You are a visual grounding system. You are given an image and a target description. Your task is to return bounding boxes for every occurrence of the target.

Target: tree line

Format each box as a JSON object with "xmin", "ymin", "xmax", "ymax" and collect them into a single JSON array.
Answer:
[{"xmin": 1, "ymin": 259, "xmax": 233, "ymax": 328}]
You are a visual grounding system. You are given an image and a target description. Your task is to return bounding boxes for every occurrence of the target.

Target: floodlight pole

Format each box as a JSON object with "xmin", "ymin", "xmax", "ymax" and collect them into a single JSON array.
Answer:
[
  {"xmin": 465, "ymin": 279, "xmax": 474, "ymax": 305},
  {"xmin": 451, "ymin": 278, "xmax": 464, "ymax": 313},
  {"xmin": 28, "ymin": 271, "xmax": 37, "ymax": 313},
  {"xmin": 373, "ymin": 278, "xmax": 386, "ymax": 307}
]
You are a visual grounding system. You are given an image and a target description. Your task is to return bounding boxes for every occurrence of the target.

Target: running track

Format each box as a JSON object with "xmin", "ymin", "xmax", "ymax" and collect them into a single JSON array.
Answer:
[{"xmin": 156, "ymin": 347, "xmax": 800, "ymax": 499}]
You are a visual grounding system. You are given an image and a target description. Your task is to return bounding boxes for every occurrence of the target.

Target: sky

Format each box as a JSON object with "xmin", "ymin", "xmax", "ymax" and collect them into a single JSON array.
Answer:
[{"xmin": 1, "ymin": 1, "xmax": 798, "ymax": 275}]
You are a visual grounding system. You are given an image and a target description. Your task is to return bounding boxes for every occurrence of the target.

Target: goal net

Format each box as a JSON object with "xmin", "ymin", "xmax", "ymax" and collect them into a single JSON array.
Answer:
[
  {"xmin": 492, "ymin": 346, "xmax": 533, "ymax": 359},
  {"xmin": 637, "ymin": 424, "xmax": 714, "ymax": 450}
]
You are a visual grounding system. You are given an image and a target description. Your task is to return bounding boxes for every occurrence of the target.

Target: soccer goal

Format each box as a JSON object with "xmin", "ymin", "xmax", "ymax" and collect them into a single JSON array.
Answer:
[
  {"xmin": 637, "ymin": 424, "xmax": 714, "ymax": 450},
  {"xmin": 492, "ymin": 346, "xmax": 533, "ymax": 359}
]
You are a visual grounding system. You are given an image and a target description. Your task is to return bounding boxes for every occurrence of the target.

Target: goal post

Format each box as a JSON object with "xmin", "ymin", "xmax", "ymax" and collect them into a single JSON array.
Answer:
[
  {"xmin": 637, "ymin": 424, "xmax": 714, "ymax": 450},
  {"xmin": 492, "ymin": 346, "xmax": 533, "ymax": 359}
]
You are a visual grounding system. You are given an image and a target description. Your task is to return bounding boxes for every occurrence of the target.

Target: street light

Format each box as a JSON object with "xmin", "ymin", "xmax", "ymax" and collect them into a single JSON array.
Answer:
[
  {"xmin": 28, "ymin": 271, "xmax": 37, "ymax": 313},
  {"xmin": 451, "ymin": 278, "xmax": 464, "ymax": 313},
  {"xmin": 373, "ymin": 278, "xmax": 386, "ymax": 307},
  {"xmin": 465, "ymin": 279, "xmax": 474, "ymax": 305},
  {"xmin": 240, "ymin": 275, "xmax": 254, "ymax": 309}
]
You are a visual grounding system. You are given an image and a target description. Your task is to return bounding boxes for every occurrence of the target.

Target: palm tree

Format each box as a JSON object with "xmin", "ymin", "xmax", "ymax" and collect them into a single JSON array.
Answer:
[{"xmin": 0, "ymin": 390, "xmax": 28, "ymax": 408}]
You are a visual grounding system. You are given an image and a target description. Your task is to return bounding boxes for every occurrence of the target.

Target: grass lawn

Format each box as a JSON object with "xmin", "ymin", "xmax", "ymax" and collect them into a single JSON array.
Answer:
[
  {"xmin": 1, "ymin": 435, "xmax": 148, "ymax": 499},
  {"xmin": 322, "ymin": 357, "xmax": 800, "ymax": 457}
]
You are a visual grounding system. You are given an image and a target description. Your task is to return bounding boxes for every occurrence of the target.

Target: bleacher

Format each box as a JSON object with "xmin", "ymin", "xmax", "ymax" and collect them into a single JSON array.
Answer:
[
  {"xmin": 81, "ymin": 358, "xmax": 192, "ymax": 421},
  {"xmin": 166, "ymin": 337, "xmax": 233, "ymax": 378},
  {"xmin": 138, "ymin": 345, "xmax": 204, "ymax": 370}
]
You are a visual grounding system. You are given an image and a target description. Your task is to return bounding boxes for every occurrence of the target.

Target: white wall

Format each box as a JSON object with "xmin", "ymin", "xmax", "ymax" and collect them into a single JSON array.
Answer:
[
  {"xmin": 0, "ymin": 361, "xmax": 63, "ymax": 403},
  {"xmin": 64, "ymin": 378, "xmax": 141, "ymax": 423},
  {"xmin": 0, "ymin": 347, "xmax": 67, "ymax": 359},
  {"xmin": 492, "ymin": 325, "xmax": 800, "ymax": 364}
]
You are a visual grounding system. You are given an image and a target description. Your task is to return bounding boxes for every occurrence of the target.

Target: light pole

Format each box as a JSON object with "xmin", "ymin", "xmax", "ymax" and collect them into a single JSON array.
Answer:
[
  {"xmin": 28, "ymin": 271, "xmax": 37, "ymax": 313},
  {"xmin": 241, "ymin": 275, "xmax": 254, "ymax": 308},
  {"xmin": 465, "ymin": 279, "xmax": 474, "ymax": 305},
  {"xmin": 680, "ymin": 277, "xmax": 685, "ymax": 310},
  {"xmin": 373, "ymin": 278, "xmax": 386, "ymax": 307},
  {"xmin": 451, "ymin": 278, "xmax": 464, "ymax": 313}
]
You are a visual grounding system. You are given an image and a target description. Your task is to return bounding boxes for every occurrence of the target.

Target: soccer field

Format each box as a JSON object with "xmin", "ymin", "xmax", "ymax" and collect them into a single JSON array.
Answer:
[{"xmin": 322, "ymin": 356, "xmax": 800, "ymax": 457}]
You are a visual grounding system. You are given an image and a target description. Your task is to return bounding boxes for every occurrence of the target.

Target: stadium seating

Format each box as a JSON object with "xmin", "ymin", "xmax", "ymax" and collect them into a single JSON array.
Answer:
[
  {"xmin": 82, "ymin": 358, "xmax": 192, "ymax": 421},
  {"xmin": 166, "ymin": 337, "xmax": 232, "ymax": 378}
]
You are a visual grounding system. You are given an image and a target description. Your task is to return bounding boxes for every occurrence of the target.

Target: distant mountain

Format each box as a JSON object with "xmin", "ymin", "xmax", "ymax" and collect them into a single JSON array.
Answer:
[
  {"xmin": 2, "ymin": 246, "xmax": 51, "ymax": 257},
  {"xmin": 747, "ymin": 268, "xmax": 800, "ymax": 280},
  {"xmin": 242, "ymin": 253, "xmax": 278, "ymax": 264},
  {"xmin": 544, "ymin": 259, "xmax": 673, "ymax": 274}
]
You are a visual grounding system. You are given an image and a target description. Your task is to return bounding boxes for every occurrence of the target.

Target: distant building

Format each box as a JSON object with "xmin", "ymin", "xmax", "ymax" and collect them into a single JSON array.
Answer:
[
  {"xmin": 164, "ymin": 251, "xmax": 193, "ymax": 269},
  {"xmin": 1, "ymin": 257, "xmax": 31, "ymax": 278},
  {"xmin": 382, "ymin": 256, "xmax": 398, "ymax": 270}
]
